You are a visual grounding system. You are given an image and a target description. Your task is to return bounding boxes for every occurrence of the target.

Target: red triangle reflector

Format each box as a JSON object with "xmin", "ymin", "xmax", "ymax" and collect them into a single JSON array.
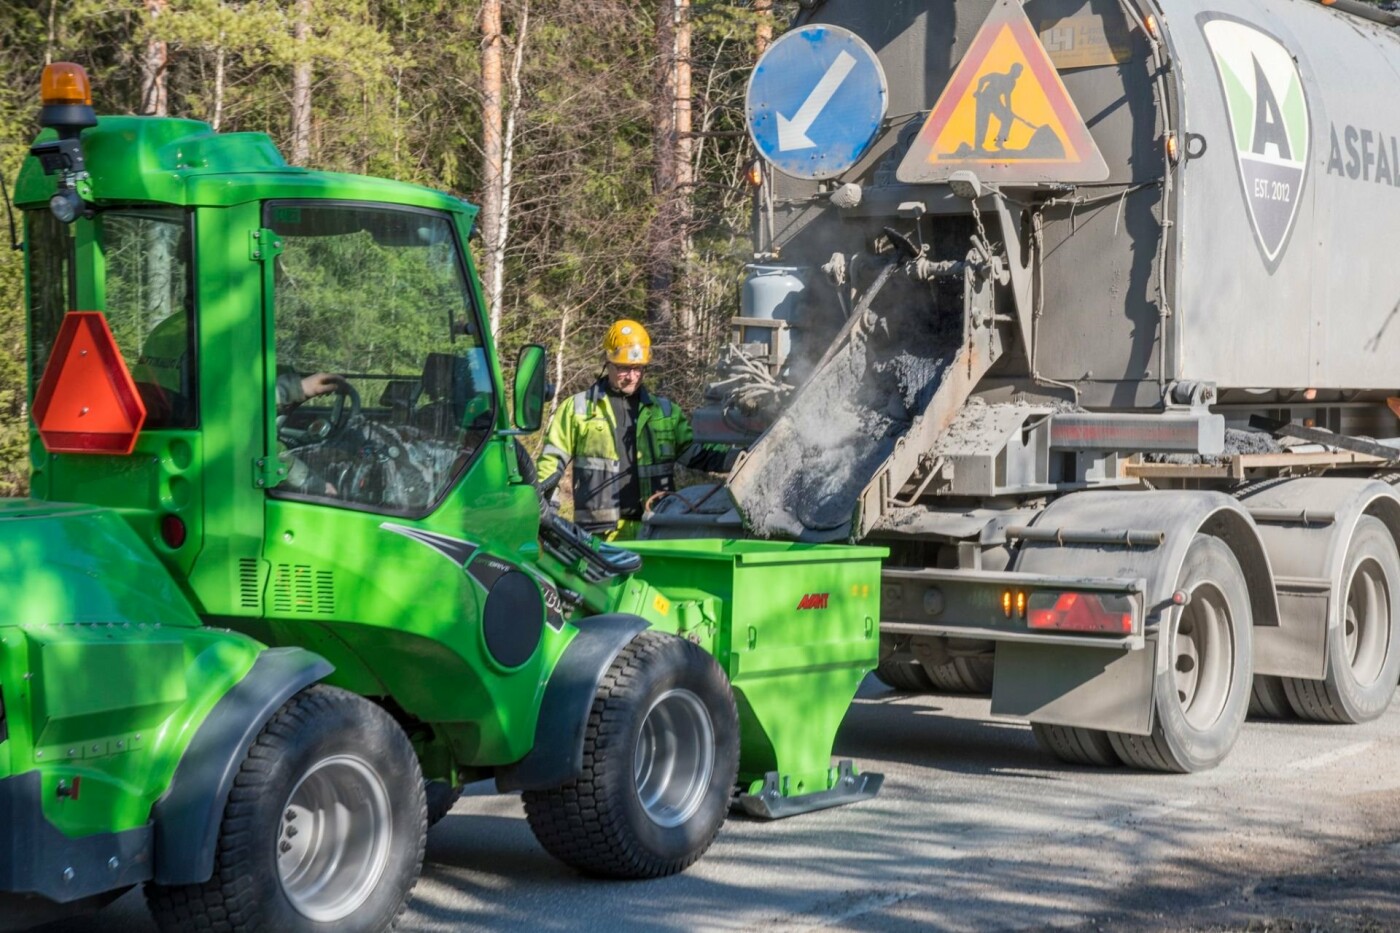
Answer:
[{"xmin": 33, "ymin": 311, "xmax": 147, "ymax": 455}]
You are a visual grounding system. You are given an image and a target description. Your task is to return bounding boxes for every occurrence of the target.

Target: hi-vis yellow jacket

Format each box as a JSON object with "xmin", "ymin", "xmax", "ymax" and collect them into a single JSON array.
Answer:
[{"xmin": 536, "ymin": 379, "xmax": 725, "ymax": 530}]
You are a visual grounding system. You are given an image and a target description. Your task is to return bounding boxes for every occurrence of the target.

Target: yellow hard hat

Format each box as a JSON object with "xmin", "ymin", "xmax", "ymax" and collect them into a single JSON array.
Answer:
[{"xmin": 603, "ymin": 319, "xmax": 652, "ymax": 365}]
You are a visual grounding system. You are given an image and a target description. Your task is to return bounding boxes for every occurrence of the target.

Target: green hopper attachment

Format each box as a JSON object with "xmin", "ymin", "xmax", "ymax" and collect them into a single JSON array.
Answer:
[{"xmin": 619, "ymin": 539, "xmax": 887, "ymax": 818}]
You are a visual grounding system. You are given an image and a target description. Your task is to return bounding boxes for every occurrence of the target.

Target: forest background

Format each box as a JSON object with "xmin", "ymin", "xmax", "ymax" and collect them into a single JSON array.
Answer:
[
  {"xmin": 0, "ymin": 0, "xmax": 794, "ymax": 495},
  {"xmin": 1, "ymin": 0, "xmax": 1393, "ymax": 496}
]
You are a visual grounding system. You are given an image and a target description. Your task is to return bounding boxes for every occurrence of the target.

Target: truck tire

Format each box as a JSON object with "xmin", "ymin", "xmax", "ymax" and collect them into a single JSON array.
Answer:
[
  {"xmin": 1248, "ymin": 675, "xmax": 1294, "ymax": 720},
  {"xmin": 873, "ymin": 657, "xmax": 936, "ymax": 691},
  {"xmin": 925, "ymin": 657, "xmax": 995, "ymax": 694},
  {"xmin": 1109, "ymin": 535, "xmax": 1253, "ymax": 773},
  {"xmin": 1283, "ymin": 516, "xmax": 1400, "ymax": 723},
  {"xmin": 425, "ymin": 780, "xmax": 463, "ymax": 828},
  {"xmin": 522, "ymin": 631, "xmax": 739, "ymax": 878},
  {"xmin": 147, "ymin": 686, "xmax": 426, "ymax": 933},
  {"xmin": 1030, "ymin": 722, "xmax": 1121, "ymax": 767}
]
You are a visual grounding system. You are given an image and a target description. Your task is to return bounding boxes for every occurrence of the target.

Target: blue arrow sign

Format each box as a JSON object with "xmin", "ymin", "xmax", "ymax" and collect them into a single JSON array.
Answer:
[{"xmin": 746, "ymin": 25, "xmax": 888, "ymax": 181}]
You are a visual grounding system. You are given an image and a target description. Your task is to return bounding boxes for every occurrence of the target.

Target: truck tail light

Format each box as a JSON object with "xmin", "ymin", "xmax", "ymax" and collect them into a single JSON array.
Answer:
[{"xmin": 1027, "ymin": 592, "xmax": 1134, "ymax": 634}]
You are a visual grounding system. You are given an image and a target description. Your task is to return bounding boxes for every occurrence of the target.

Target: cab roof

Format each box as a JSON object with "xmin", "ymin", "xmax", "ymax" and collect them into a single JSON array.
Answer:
[{"xmin": 15, "ymin": 115, "xmax": 477, "ymax": 220}]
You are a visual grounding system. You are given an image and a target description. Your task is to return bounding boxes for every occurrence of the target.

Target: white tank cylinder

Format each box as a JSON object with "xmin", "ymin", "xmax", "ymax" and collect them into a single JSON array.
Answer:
[{"xmin": 739, "ymin": 263, "xmax": 806, "ymax": 369}]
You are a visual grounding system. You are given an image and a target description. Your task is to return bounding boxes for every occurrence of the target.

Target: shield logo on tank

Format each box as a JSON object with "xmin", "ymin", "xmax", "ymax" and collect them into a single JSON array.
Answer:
[{"xmin": 1199, "ymin": 15, "xmax": 1310, "ymax": 271}]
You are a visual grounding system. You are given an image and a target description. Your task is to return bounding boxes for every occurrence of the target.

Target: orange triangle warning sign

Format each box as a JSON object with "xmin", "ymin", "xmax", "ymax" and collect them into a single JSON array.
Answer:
[
  {"xmin": 33, "ymin": 311, "xmax": 147, "ymax": 455},
  {"xmin": 897, "ymin": 0, "xmax": 1109, "ymax": 184}
]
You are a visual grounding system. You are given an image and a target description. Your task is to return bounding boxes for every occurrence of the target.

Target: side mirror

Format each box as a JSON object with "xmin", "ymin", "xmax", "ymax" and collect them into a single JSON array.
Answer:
[{"xmin": 512, "ymin": 344, "xmax": 548, "ymax": 432}]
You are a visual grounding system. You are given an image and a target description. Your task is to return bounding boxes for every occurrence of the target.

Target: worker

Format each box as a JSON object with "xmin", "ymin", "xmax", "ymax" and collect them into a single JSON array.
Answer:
[{"xmin": 537, "ymin": 319, "xmax": 730, "ymax": 540}]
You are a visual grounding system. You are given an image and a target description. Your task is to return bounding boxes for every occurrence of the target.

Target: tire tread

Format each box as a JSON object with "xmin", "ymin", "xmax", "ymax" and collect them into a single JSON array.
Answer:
[{"xmin": 146, "ymin": 686, "xmax": 425, "ymax": 933}]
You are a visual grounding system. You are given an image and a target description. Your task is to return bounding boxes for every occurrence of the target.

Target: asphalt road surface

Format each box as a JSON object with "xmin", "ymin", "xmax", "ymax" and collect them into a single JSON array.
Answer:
[{"xmin": 40, "ymin": 677, "xmax": 1400, "ymax": 932}]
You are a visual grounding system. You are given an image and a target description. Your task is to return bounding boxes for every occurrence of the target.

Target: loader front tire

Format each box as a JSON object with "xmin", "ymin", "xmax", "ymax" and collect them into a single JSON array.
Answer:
[
  {"xmin": 147, "ymin": 686, "xmax": 425, "ymax": 933},
  {"xmin": 522, "ymin": 632, "xmax": 739, "ymax": 878}
]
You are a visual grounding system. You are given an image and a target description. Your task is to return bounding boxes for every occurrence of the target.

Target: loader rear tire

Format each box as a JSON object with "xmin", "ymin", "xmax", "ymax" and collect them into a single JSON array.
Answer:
[
  {"xmin": 1031, "ymin": 722, "xmax": 1121, "ymax": 767},
  {"xmin": 1282, "ymin": 516, "xmax": 1400, "ymax": 723},
  {"xmin": 146, "ymin": 686, "xmax": 425, "ymax": 933},
  {"xmin": 425, "ymin": 780, "xmax": 463, "ymax": 828},
  {"xmin": 522, "ymin": 632, "xmax": 739, "ymax": 878},
  {"xmin": 1109, "ymin": 535, "xmax": 1252, "ymax": 773},
  {"xmin": 873, "ymin": 657, "xmax": 936, "ymax": 691},
  {"xmin": 926, "ymin": 657, "xmax": 995, "ymax": 694}
]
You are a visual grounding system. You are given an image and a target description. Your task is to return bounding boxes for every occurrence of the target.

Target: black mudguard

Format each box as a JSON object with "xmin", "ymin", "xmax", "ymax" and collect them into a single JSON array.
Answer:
[
  {"xmin": 151, "ymin": 646, "xmax": 332, "ymax": 885},
  {"xmin": 495, "ymin": 614, "xmax": 649, "ymax": 792}
]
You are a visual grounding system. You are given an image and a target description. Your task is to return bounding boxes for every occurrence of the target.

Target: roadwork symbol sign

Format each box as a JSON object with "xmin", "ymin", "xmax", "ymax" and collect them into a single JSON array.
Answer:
[{"xmin": 897, "ymin": 0, "xmax": 1109, "ymax": 184}]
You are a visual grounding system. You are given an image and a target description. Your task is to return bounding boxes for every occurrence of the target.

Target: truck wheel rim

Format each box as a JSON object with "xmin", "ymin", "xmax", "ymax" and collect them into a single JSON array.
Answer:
[
  {"xmin": 1173, "ymin": 582, "xmax": 1234, "ymax": 729},
  {"xmin": 1344, "ymin": 557, "xmax": 1390, "ymax": 686},
  {"xmin": 277, "ymin": 754, "xmax": 393, "ymax": 922},
  {"xmin": 634, "ymin": 688, "xmax": 715, "ymax": 828}
]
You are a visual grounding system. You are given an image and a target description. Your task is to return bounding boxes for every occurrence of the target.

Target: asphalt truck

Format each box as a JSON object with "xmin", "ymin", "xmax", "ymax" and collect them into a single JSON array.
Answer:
[
  {"xmin": 651, "ymin": 0, "xmax": 1400, "ymax": 773},
  {"xmin": 0, "ymin": 65, "xmax": 886, "ymax": 931}
]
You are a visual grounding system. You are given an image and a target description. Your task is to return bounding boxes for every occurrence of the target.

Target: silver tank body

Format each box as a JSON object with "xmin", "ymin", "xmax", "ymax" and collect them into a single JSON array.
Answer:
[
  {"xmin": 764, "ymin": 0, "xmax": 1400, "ymax": 406},
  {"xmin": 1167, "ymin": 0, "xmax": 1400, "ymax": 390}
]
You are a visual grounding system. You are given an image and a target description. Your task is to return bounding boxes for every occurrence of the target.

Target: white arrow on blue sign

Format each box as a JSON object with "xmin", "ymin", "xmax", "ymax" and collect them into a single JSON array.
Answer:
[{"xmin": 746, "ymin": 25, "xmax": 888, "ymax": 181}]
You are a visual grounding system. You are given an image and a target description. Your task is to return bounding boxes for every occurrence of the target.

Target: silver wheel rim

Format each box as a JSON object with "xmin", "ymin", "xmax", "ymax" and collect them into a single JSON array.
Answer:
[
  {"xmin": 1173, "ymin": 582, "xmax": 1235, "ymax": 730},
  {"xmin": 277, "ymin": 754, "xmax": 393, "ymax": 922},
  {"xmin": 634, "ymin": 688, "xmax": 715, "ymax": 828},
  {"xmin": 1345, "ymin": 556, "xmax": 1390, "ymax": 687}
]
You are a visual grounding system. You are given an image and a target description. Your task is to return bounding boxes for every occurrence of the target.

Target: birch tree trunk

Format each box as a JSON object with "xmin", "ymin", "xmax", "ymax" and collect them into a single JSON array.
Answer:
[
  {"xmin": 140, "ymin": 0, "xmax": 169, "ymax": 116},
  {"xmin": 479, "ymin": 0, "xmax": 505, "ymax": 338},
  {"xmin": 490, "ymin": 3, "xmax": 529, "ymax": 339},
  {"xmin": 674, "ymin": 0, "xmax": 693, "ymax": 346},
  {"xmin": 212, "ymin": 41, "xmax": 226, "ymax": 131},
  {"xmin": 290, "ymin": 0, "xmax": 313, "ymax": 166}
]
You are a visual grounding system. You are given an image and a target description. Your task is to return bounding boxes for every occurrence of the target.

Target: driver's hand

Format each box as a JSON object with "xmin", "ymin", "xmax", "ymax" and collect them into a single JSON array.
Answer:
[{"xmin": 301, "ymin": 372, "xmax": 341, "ymax": 399}]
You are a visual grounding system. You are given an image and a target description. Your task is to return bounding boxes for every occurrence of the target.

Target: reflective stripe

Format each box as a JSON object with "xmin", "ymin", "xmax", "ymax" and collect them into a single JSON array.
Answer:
[
  {"xmin": 542, "ymin": 443, "xmax": 571, "ymax": 462},
  {"xmin": 576, "ymin": 456, "xmax": 620, "ymax": 475},
  {"xmin": 573, "ymin": 393, "xmax": 588, "ymax": 417},
  {"xmin": 658, "ymin": 397, "xmax": 672, "ymax": 418},
  {"xmin": 638, "ymin": 463, "xmax": 672, "ymax": 478},
  {"xmin": 576, "ymin": 506, "xmax": 622, "ymax": 524}
]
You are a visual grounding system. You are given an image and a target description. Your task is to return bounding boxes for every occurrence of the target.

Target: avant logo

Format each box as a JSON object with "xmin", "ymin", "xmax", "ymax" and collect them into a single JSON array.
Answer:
[
  {"xmin": 1199, "ymin": 15, "xmax": 1310, "ymax": 270},
  {"xmin": 796, "ymin": 593, "xmax": 830, "ymax": 611}
]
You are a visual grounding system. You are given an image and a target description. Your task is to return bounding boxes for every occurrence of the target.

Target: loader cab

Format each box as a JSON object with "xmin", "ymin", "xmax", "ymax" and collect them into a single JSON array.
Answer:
[{"xmin": 17, "ymin": 108, "xmax": 543, "ymax": 632}]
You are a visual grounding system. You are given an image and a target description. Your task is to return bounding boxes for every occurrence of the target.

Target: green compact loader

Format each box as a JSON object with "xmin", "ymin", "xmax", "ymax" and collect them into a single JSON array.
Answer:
[{"xmin": 0, "ymin": 64, "xmax": 883, "ymax": 932}]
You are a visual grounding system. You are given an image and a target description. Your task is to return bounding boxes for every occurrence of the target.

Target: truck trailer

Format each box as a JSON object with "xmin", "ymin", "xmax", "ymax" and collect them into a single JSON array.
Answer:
[{"xmin": 654, "ymin": 0, "xmax": 1400, "ymax": 774}]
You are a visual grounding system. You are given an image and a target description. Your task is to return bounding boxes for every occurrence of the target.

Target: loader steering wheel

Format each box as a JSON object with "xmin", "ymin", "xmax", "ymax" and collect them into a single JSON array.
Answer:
[
  {"xmin": 279, "ymin": 376, "xmax": 362, "ymax": 449},
  {"xmin": 319, "ymin": 376, "xmax": 362, "ymax": 442}
]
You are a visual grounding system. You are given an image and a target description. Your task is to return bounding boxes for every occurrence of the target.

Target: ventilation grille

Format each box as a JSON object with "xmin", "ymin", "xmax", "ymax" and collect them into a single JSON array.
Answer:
[
  {"xmin": 271, "ymin": 564, "xmax": 336, "ymax": 616},
  {"xmin": 237, "ymin": 558, "xmax": 262, "ymax": 610}
]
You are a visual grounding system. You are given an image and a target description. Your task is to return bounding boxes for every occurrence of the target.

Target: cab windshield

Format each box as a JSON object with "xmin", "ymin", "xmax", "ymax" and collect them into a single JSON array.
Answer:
[{"xmin": 266, "ymin": 202, "xmax": 495, "ymax": 515}]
